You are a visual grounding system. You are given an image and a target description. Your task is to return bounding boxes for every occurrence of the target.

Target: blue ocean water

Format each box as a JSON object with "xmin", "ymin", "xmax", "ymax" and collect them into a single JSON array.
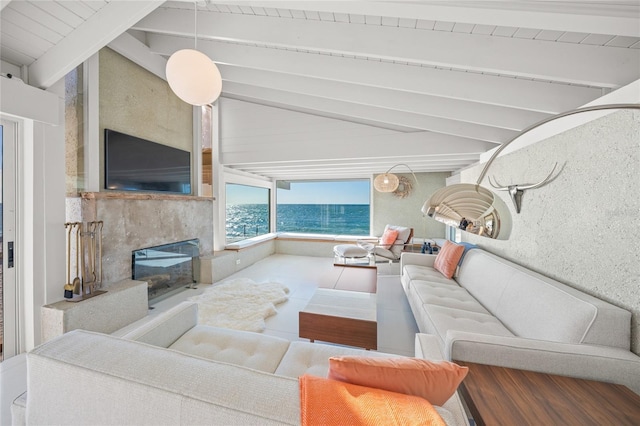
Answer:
[{"xmin": 226, "ymin": 204, "xmax": 370, "ymax": 242}]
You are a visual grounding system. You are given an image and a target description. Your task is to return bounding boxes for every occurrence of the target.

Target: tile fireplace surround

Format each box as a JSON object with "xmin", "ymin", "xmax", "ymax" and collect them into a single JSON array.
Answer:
[{"xmin": 66, "ymin": 192, "xmax": 214, "ymax": 290}]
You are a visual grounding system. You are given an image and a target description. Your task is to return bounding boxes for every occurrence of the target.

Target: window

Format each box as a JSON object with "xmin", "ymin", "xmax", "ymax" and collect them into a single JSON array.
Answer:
[
  {"xmin": 276, "ymin": 180, "xmax": 370, "ymax": 235},
  {"xmin": 226, "ymin": 184, "xmax": 270, "ymax": 243}
]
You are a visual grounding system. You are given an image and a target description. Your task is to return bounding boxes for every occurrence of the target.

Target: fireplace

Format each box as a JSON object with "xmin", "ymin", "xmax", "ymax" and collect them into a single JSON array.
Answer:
[{"xmin": 132, "ymin": 239, "xmax": 200, "ymax": 304}]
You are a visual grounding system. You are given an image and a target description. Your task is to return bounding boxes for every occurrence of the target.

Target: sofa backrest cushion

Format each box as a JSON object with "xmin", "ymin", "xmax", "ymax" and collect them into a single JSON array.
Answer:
[
  {"xmin": 27, "ymin": 330, "xmax": 300, "ymax": 425},
  {"xmin": 121, "ymin": 301, "xmax": 198, "ymax": 347},
  {"xmin": 457, "ymin": 250, "xmax": 631, "ymax": 349}
]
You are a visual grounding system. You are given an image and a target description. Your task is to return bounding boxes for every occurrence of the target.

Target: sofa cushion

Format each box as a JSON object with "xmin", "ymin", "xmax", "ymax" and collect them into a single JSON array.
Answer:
[
  {"xmin": 169, "ymin": 325, "xmax": 291, "ymax": 373},
  {"xmin": 411, "ymin": 282, "xmax": 490, "ymax": 314},
  {"xmin": 274, "ymin": 341, "xmax": 399, "ymax": 378},
  {"xmin": 27, "ymin": 330, "xmax": 301, "ymax": 425},
  {"xmin": 403, "ymin": 265, "xmax": 458, "ymax": 286},
  {"xmin": 423, "ymin": 305, "xmax": 514, "ymax": 345},
  {"xmin": 433, "ymin": 241, "xmax": 465, "ymax": 279},
  {"xmin": 458, "ymin": 250, "xmax": 631, "ymax": 349},
  {"xmin": 327, "ymin": 356, "xmax": 468, "ymax": 406}
]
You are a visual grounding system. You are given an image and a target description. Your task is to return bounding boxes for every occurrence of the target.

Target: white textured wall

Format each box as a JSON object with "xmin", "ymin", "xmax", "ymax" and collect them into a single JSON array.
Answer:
[{"xmin": 458, "ymin": 110, "xmax": 640, "ymax": 354}]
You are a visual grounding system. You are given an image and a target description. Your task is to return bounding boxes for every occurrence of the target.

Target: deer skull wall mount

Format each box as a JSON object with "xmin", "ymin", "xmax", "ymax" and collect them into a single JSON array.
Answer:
[{"xmin": 488, "ymin": 163, "xmax": 560, "ymax": 214}]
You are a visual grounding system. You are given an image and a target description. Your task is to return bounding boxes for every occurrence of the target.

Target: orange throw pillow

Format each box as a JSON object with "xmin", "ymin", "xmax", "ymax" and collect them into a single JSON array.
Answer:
[
  {"xmin": 433, "ymin": 241, "xmax": 465, "ymax": 279},
  {"xmin": 327, "ymin": 356, "xmax": 468, "ymax": 406},
  {"xmin": 380, "ymin": 229, "xmax": 399, "ymax": 249},
  {"xmin": 299, "ymin": 374, "xmax": 446, "ymax": 426}
]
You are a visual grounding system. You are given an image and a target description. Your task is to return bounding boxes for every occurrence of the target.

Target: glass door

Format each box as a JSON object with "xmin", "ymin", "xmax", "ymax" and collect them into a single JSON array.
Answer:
[{"xmin": 1, "ymin": 119, "xmax": 17, "ymax": 361}]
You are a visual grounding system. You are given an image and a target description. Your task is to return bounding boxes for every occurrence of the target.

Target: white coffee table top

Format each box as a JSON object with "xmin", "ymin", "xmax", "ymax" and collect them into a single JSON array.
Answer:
[{"xmin": 302, "ymin": 288, "xmax": 376, "ymax": 322}]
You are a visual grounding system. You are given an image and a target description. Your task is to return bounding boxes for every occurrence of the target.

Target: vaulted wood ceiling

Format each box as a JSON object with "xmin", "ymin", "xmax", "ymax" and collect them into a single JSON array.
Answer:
[{"xmin": 1, "ymin": 1, "xmax": 639, "ymax": 180}]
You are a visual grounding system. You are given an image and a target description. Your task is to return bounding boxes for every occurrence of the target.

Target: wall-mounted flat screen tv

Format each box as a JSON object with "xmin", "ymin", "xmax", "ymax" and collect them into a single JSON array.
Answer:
[{"xmin": 105, "ymin": 129, "xmax": 191, "ymax": 195}]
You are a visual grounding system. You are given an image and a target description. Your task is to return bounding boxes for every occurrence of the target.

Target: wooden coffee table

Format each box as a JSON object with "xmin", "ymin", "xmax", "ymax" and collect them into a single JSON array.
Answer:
[
  {"xmin": 455, "ymin": 361, "xmax": 640, "ymax": 425},
  {"xmin": 299, "ymin": 288, "xmax": 377, "ymax": 350}
]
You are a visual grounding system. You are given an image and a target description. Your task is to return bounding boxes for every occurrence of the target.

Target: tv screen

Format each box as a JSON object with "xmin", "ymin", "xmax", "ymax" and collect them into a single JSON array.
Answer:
[{"xmin": 105, "ymin": 129, "xmax": 191, "ymax": 194}]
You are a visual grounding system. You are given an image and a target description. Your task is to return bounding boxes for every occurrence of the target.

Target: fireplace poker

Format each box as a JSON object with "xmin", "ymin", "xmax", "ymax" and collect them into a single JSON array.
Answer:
[
  {"xmin": 72, "ymin": 222, "xmax": 82, "ymax": 295},
  {"xmin": 64, "ymin": 223, "xmax": 74, "ymax": 298}
]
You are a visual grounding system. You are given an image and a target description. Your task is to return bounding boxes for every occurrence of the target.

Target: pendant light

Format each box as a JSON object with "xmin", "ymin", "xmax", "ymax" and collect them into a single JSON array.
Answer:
[{"xmin": 166, "ymin": 1, "xmax": 222, "ymax": 106}]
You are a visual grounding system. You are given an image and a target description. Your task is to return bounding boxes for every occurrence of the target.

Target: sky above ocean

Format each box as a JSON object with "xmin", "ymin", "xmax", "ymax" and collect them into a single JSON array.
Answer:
[{"xmin": 227, "ymin": 180, "xmax": 370, "ymax": 205}]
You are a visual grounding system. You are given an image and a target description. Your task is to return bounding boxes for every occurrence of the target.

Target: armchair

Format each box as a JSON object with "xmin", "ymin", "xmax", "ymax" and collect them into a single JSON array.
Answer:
[{"xmin": 370, "ymin": 225, "xmax": 414, "ymax": 263}]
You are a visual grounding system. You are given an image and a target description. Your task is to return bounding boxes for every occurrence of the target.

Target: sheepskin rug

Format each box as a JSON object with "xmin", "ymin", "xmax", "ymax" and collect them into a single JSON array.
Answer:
[{"xmin": 188, "ymin": 278, "xmax": 290, "ymax": 332}]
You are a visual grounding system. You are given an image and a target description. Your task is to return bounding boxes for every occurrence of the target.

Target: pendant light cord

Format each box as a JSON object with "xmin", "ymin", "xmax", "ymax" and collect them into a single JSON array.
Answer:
[{"xmin": 194, "ymin": 1, "xmax": 197, "ymax": 50}]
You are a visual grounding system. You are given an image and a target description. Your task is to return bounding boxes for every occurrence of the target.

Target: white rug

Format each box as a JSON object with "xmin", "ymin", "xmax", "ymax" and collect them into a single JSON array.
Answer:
[{"xmin": 188, "ymin": 278, "xmax": 290, "ymax": 332}]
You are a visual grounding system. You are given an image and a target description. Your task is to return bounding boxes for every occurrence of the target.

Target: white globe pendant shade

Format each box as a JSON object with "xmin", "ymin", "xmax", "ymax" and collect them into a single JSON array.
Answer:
[{"xmin": 166, "ymin": 49, "xmax": 222, "ymax": 106}]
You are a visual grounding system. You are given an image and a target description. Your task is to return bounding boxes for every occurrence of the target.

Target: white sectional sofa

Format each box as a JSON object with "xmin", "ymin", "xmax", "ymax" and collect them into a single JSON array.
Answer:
[
  {"xmin": 13, "ymin": 301, "xmax": 469, "ymax": 425},
  {"xmin": 401, "ymin": 248, "xmax": 640, "ymax": 394}
]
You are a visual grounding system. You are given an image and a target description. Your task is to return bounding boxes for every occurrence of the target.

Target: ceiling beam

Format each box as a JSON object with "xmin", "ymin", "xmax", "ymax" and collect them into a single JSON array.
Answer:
[
  {"xmin": 221, "ymin": 81, "xmax": 517, "ymax": 143},
  {"xmin": 218, "ymin": 64, "xmax": 551, "ymax": 131},
  {"xmin": 108, "ymin": 32, "xmax": 167, "ymax": 80},
  {"xmin": 147, "ymin": 34, "xmax": 604, "ymax": 113},
  {"xmin": 28, "ymin": 1, "xmax": 163, "ymax": 88},
  {"xmin": 136, "ymin": 7, "xmax": 640, "ymax": 87},
  {"xmin": 220, "ymin": 127, "xmax": 495, "ymax": 165},
  {"xmin": 197, "ymin": 1, "xmax": 640, "ymax": 37}
]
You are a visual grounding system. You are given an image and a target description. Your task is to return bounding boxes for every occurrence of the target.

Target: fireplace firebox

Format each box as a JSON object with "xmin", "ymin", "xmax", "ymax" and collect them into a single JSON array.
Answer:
[{"xmin": 132, "ymin": 239, "xmax": 200, "ymax": 304}]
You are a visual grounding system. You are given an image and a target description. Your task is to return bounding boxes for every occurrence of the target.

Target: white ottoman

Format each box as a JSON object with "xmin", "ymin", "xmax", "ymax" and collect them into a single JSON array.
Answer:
[{"xmin": 333, "ymin": 244, "xmax": 370, "ymax": 264}]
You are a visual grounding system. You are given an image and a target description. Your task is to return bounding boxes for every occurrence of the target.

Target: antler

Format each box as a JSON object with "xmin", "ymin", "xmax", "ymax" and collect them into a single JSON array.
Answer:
[
  {"xmin": 486, "ymin": 163, "xmax": 560, "ymax": 213},
  {"xmin": 516, "ymin": 162, "xmax": 558, "ymax": 190}
]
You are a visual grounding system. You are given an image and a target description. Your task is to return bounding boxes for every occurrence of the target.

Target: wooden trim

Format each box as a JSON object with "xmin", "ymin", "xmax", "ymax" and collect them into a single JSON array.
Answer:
[
  {"xmin": 332, "ymin": 263, "xmax": 377, "ymax": 270},
  {"xmin": 80, "ymin": 191, "xmax": 214, "ymax": 201}
]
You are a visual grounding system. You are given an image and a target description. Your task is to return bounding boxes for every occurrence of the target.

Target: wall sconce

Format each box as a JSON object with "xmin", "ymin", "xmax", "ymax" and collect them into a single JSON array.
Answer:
[
  {"xmin": 374, "ymin": 163, "xmax": 419, "ymax": 196},
  {"xmin": 423, "ymin": 103, "xmax": 640, "ymax": 239}
]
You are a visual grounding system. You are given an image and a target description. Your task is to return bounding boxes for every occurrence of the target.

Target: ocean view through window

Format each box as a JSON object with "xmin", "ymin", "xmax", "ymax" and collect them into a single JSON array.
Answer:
[
  {"xmin": 226, "ymin": 180, "xmax": 371, "ymax": 244},
  {"xmin": 226, "ymin": 184, "xmax": 270, "ymax": 243},
  {"xmin": 276, "ymin": 180, "xmax": 370, "ymax": 236}
]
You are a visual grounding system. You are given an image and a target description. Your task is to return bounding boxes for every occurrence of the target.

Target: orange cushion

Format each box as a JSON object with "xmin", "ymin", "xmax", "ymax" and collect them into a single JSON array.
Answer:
[
  {"xmin": 299, "ymin": 374, "xmax": 446, "ymax": 426},
  {"xmin": 433, "ymin": 241, "xmax": 465, "ymax": 279},
  {"xmin": 327, "ymin": 356, "xmax": 468, "ymax": 406},
  {"xmin": 380, "ymin": 229, "xmax": 399, "ymax": 249}
]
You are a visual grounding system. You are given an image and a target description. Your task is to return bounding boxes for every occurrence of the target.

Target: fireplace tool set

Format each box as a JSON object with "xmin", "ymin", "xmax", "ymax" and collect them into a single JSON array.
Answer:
[{"xmin": 64, "ymin": 221, "xmax": 106, "ymax": 301}]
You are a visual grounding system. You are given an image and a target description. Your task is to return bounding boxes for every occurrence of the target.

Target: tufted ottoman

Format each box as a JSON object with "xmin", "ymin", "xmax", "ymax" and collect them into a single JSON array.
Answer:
[{"xmin": 333, "ymin": 244, "xmax": 371, "ymax": 264}]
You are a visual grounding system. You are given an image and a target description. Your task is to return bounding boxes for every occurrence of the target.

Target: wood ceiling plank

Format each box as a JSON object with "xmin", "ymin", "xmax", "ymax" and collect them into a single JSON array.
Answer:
[
  {"xmin": 9, "ymin": 1, "xmax": 74, "ymax": 36},
  {"xmin": 0, "ymin": 22, "xmax": 50, "ymax": 59},
  {"xmin": 58, "ymin": 0, "xmax": 99, "ymax": 21},
  {"xmin": 2, "ymin": 6, "xmax": 64, "ymax": 44},
  {"xmin": 32, "ymin": 1, "xmax": 85, "ymax": 27}
]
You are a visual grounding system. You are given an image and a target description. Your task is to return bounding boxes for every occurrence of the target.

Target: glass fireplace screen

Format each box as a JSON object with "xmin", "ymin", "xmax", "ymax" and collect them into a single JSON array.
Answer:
[{"xmin": 132, "ymin": 239, "xmax": 200, "ymax": 304}]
